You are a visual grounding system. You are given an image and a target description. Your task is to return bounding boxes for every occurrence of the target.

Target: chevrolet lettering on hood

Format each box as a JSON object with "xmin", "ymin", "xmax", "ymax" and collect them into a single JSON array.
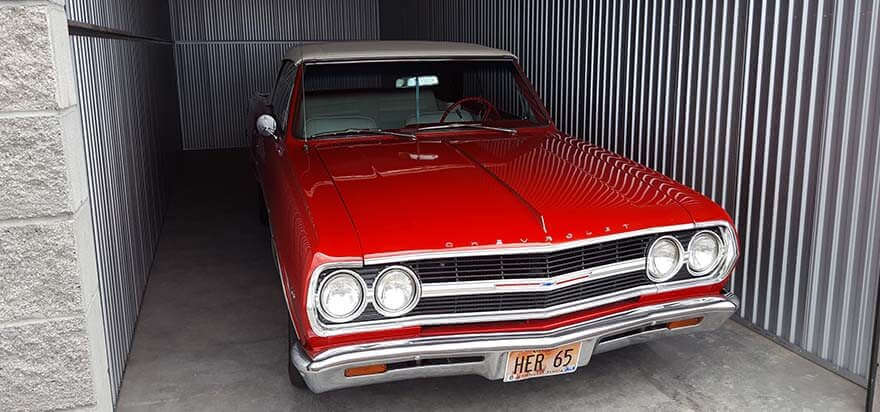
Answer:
[{"xmin": 250, "ymin": 40, "xmax": 740, "ymax": 393}]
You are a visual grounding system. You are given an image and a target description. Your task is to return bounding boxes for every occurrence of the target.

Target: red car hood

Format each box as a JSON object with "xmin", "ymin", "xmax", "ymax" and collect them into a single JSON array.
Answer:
[{"xmin": 315, "ymin": 131, "xmax": 719, "ymax": 258}]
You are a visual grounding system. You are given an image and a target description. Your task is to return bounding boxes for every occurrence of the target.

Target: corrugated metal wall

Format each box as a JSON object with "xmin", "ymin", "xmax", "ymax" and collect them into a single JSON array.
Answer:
[
  {"xmin": 171, "ymin": 0, "xmax": 382, "ymax": 149},
  {"xmin": 67, "ymin": 0, "xmax": 172, "ymax": 40},
  {"xmin": 67, "ymin": 0, "xmax": 180, "ymax": 401},
  {"xmin": 175, "ymin": 42, "xmax": 299, "ymax": 149},
  {"xmin": 65, "ymin": 0, "xmax": 387, "ymax": 401},
  {"xmin": 384, "ymin": 0, "xmax": 880, "ymax": 384},
  {"xmin": 69, "ymin": 36, "xmax": 179, "ymax": 402}
]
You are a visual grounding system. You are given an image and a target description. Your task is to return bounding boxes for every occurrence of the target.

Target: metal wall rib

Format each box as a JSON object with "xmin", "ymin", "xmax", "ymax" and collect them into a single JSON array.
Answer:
[
  {"xmin": 69, "ymin": 35, "xmax": 180, "ymax": 402},
  {"xmin": 171, "ymin": 0, "xmax": 382, "ymax": 149},
  {"xmin": 385, "ymin": 0, "xmax": 880, "ymax": 384},
  {"xmin": 175, "ymin": 42, "xmax": 300, "ymax": 149},
  {"xmin": 171, "ymin": 0, "xmax": 380, "ymax": 42},
  {"xmin": 66, "ymin": 0, "xmax": 172, "ymax": 40}
]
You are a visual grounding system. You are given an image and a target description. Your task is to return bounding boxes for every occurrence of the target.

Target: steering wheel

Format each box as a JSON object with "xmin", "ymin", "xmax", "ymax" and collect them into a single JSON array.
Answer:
[{"xmin": 439, "ymin": 97, "xmax": 500, "ymax": 123}]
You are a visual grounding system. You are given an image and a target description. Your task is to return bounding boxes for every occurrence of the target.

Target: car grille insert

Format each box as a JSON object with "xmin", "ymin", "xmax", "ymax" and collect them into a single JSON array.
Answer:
[
  {"xmin": 407, "ymin": 235, "xmax": 655, "ymax": 283},
  {"xmin": 410, "ymin": 271, "xmax": 652, "ymax": 316}
]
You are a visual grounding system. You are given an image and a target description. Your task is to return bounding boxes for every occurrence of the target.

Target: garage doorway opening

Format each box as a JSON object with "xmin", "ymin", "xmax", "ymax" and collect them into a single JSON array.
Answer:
[{"xmin": 63, "ymin": 0, "xmax": 880, "ymax": 408}]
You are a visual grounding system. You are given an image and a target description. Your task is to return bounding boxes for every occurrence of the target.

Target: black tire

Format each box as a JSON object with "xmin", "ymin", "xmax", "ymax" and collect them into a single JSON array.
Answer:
[{"xmin": 288, "ymin": 318, "xmax": 309, "ymax": 390}]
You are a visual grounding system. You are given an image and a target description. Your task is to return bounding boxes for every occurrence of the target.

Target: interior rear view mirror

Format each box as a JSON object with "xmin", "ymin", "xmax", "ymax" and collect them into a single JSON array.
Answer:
[{"xmin": 395, "ymin": 75, "xmax": 439, "ymax": 88}]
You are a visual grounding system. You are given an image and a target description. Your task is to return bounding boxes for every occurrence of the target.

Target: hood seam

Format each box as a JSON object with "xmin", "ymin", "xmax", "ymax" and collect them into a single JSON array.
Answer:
[{"xmin": 448, "ymin": 140, "xmax": 548, "ymax": 235}]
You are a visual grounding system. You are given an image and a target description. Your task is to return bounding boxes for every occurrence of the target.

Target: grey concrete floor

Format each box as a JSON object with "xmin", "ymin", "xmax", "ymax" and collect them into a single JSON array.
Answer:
[{"xmin": 117, "ymin": 151, "xmax": 866, "ymax": 411}]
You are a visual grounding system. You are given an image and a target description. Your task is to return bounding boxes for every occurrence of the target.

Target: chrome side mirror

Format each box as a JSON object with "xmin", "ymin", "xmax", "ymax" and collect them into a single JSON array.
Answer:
[{"xmin": 256, "ymin": 114, "xmax": 278, "ymax": 140}]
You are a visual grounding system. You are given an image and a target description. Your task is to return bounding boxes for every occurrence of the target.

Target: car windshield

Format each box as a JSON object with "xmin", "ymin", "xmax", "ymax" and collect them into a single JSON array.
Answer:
[{"xmin": 300, "ymin": 60, "xmax": 547, "ymax": 139}]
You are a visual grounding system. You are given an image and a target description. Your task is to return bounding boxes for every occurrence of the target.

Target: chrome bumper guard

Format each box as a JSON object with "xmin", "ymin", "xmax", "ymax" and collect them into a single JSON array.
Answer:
[{"xmin": 291, "ymin": 292, "xmax": 739, "ymax": 393}]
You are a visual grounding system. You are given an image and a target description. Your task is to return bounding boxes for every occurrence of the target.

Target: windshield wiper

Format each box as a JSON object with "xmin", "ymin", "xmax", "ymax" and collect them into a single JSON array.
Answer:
[
  {"xmin": 415, "ymin": 123, "xmax": 517, "ymax": 134},
  {"xmin": 310, "ymin": 128, "xmax": 416, "ymax": 140}
]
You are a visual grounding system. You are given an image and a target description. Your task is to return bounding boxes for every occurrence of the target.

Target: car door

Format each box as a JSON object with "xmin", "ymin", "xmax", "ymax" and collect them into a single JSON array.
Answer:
[
  {"xmin": 263, "ymin": 62, "xmax": 301, "ymax": 294},
  {"xmin": 262, "ymin": 61, "xmax": 297, "ymax": 219}
]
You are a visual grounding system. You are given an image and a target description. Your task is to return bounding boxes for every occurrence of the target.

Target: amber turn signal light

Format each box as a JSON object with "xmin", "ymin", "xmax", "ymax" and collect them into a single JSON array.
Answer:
[
  {"xmin": 667, "ymin": 317, "xmax": 703, "ymax": 330},
  {"xmin": 344, "ymin": 364, "xmax": 388, "ymax": 377}
]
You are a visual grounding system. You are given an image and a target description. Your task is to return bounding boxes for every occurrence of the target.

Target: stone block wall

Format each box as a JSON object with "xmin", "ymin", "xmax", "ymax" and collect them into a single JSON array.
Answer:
[{"xmin": 0, "ymin": 0, "xmax": 110, "ymax": 410}]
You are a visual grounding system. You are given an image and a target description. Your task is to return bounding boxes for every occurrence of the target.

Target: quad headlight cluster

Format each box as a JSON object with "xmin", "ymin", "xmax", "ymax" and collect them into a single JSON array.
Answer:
[
  {"xmin": 317, "ymin": 230, "xmax": 727, "ymax": 322},
  {"xmin": 317, "ymin": 266, "xmax": 421, "ymax": 323},
  {"xmin": 647, "ymin": 230, "xmax": 726, "ymax": 282}
]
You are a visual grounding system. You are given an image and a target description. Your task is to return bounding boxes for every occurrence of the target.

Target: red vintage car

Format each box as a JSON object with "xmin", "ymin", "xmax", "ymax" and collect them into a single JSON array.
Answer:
[{"xmin": 250, "ymin": 41, "xmax": 739, "ymax": 393}]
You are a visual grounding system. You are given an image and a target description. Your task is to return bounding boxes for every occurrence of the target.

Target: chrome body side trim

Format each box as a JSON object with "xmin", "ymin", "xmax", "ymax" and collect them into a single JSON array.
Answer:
[
  {"xmin": 305, "ymin": 220, "xmax": 738, "ymax": 337},
  {"xmin": 291, "ymin": 292, "xmax": 739, "ymax": 392}
]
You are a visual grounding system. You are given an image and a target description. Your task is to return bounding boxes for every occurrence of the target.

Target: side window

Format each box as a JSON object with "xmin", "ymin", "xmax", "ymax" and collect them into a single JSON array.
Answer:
[
  {"xmin": 294, "ymin": 91, "xmax": 304, "ymax": 138},
  {"xmin": 270, "ymin": 62, "xmax": 297, "ymax": 133}
]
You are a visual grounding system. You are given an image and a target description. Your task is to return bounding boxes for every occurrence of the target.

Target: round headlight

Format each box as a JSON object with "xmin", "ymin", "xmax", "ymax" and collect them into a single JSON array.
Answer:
[
  {"xmin": 687, "ymin": 231, "xmax": 723, "ymax": 276},
  {"xmin": 647, "ymin": 236, "xmax": 683, "ymax": 282},
  {"xmin": 373, "ymin": 266, "xmax": 420, "ymax": 317},
  {"xmin": 318, "ymin": 270, "xmax": 366, "ymax": 323}
]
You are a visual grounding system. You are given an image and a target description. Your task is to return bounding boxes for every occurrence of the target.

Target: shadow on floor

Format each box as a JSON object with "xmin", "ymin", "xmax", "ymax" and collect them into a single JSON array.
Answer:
[{"xmin": 116, "ymin": 150, "xmax": 865, "ymax": 411}]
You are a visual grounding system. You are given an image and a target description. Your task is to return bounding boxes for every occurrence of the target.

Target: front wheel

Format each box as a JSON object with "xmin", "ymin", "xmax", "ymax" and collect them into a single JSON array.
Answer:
[{"xmin": 288, "ymin": 318, "xmax": 308, "ymax": 390}]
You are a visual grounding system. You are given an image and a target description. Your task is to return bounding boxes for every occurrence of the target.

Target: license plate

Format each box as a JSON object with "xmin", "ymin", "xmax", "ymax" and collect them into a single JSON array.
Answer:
[{"xmin": 504, "ymin": 342, "xmax": 582, "ymax": 382}]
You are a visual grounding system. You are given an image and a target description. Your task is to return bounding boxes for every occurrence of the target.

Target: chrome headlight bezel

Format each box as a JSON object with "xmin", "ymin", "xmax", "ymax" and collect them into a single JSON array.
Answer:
[
  {"xmin": 316, "ymin": 269, "xmax": 368, "ymax": 323},
  {"xmin": 687, "ymin": 230, "xmax": 725, "ymax": 276},
  {"xmin": 373, "ymin": 265, "xmax": 421, "ymax": 317},
  {"xmin": 646, "ymin": 235, "xmax": 685, "ymax": 282}
]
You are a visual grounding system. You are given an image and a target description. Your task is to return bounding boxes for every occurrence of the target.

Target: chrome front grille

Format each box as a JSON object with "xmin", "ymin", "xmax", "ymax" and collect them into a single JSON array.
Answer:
[
  {"xmin": 385, "ymin": 229, "xmax": 702, "ymax": 284},
  {"xmin": 316, "ymin": 228, "xmax": 714, "ymax": 325},
  {"xmin": 407, "ymin": 234, "xmax": 659, "ymax": 283},
  {"xmin": 410, "ymin": 271, "xmax": 651, "ymax": 315},
  {"xmin": 308, "ymin": 222, "xmax": 739, "ymax": 337}
]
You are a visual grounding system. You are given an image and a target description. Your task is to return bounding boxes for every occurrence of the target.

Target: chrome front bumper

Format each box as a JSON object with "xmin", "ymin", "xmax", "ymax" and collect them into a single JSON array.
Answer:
[{"xmin": 291, "ymin": 292, "xmax": 739, "ymax": 393}]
